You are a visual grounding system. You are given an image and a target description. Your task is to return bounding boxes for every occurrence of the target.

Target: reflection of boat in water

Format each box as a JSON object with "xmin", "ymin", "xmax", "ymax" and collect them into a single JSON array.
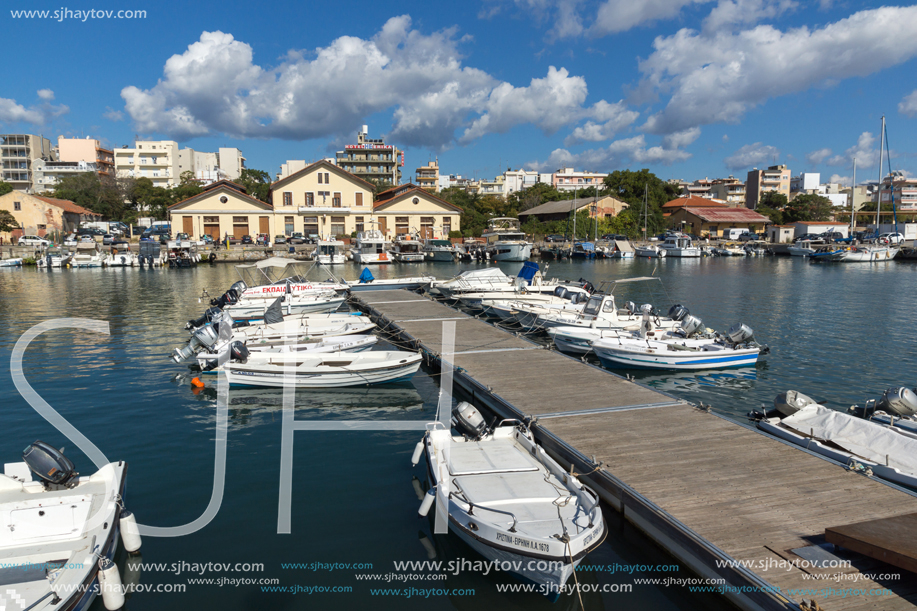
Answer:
[{"xmin": 629, "ymin": 367, "xmax": 759, "ymax": 394}]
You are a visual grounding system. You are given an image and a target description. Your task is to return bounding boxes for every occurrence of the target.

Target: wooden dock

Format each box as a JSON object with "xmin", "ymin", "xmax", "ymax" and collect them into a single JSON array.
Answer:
[{"xmin": 350, "ymin": 289, "xmax": 917, "ymax": 611}]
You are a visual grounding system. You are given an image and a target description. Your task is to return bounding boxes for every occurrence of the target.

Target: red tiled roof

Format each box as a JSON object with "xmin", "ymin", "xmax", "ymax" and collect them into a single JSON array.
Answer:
[
  {"xmin": 373, "ymin": 186, "xmax": 462, "ymax": 212},
  {"xmin": 684, "ymin": 208, "xmax": 771, "ymax": 223},
  {"xmin": 168, "ymin": 184, "xmax": 272, "ymax": 210},
  {"xmin": 33, "ymin": 196, "xmax": 99, "ymax": 216},
  {"xmin": 662, "ymin": 196, "xmax": 728, "ymax": 209},
  {"xmin": 794, "ymin": 221, "xmax": 847, "ymax": 225}
]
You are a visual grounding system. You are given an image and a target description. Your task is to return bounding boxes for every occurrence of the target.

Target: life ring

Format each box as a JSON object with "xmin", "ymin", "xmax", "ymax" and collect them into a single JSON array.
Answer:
[{"xmin": 209, "ymin": 251, "xmax": 217, "ymax": 264}]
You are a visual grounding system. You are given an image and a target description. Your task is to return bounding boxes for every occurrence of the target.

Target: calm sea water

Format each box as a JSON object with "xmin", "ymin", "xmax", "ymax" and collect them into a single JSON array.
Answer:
[{"xmin": 1, "ymin": 255, "xmax": 914, "ymax": 610}]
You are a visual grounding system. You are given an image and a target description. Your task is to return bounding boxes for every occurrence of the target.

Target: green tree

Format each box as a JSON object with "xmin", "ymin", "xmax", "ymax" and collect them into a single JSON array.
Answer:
[
  {"xmin": 602, "ymin": 169, "xmax": 677, "ymax": 238},
  {"xmin": 0, "ymin": 181, "xmax": 12, "ymax": 196},
  {"xmin": 172, "ymin": 171, "xmax": 203, "ymax": 203},
  {"xmin": 759, "ymin": 191, "xmax": 788, "ymax": 210},
  {"xmin": 366, "ymin": 178, "xmax": 393, "ymax": 196},
  {"xmin": 52, "ymin": 172, "xmax": 132, "ymax": 220},
  {"xmin": 783, "ymin": 194, "xmax": 833, "ymax": 223},
  {"xmin": 0, "ymin": 209, "xmax": 19, "ymax": 232},
  {"xmin": 133, "ymin": 178, "xmax": 173, "ymax": 220},
  {"xmin": 756, "ymin": 206, "xmax": 785, "ymax": 225},
  {"xmin": 509, "ymin": 182, "xmax": 563, "ymax": 212},
  {"xmin": 236, "ymin": 168, "xmax": 272, "ymax": 202}
]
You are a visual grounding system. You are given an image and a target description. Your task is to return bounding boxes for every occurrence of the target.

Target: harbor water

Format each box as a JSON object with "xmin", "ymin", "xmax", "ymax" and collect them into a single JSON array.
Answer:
[{"xmin": 1, "ymin": 256, "xmax": 915, "ymax": 610}]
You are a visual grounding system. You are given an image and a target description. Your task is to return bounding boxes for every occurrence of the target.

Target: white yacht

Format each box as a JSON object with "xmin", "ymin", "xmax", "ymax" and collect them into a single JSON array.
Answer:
[
  {"xmin": 422, "ymin": 238, "xmax": 457, "ymax": 262},
  {"xmin": 352, "ymin": 230, "xmax": 392, "ymax": 264},
  {"xmin": 482, "ymin": 217, "xmax": 531, "ymax": 262},
  {"xmin": 312, "ymin": 237, "xmax": 347, "ymax": 264},
  {"xmin": 659, "ymin": 235, "xmax": 701, "ymax": 257},
  {"xmin": 389, "ymin": 234, "xmax": 426, "ymax": 263}
]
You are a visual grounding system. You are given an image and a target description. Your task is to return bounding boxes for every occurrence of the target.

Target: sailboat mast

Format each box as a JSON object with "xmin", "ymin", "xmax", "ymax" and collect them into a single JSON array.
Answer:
[
  {"xmin": 573, "ymin": 187, "xmax": 577, "ymax": 241},
  {"xmin": 642, "ymin": 184, "xmax": 648, "ymax": 242},
  {"xmin": 875, "ymin": 115, "xmax": 885, "ymax": 231},
  {"xmin": 850, "ymin": 158, "xmax": 856, "ymax": 237}
]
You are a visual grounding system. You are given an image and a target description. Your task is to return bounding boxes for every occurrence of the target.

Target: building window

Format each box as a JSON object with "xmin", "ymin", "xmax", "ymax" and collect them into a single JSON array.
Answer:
[
  {"xmin": 203, "ymin": 216, "xmax": 219, "ymax": 223},
  {"xmin": 324, "ymin": 172, "xmax": 330, "ymax": 183},
  {"xmin": 284, "ymin": 216, "xmax": 294, "ymax": 235},
  {"xmin": 232, "ymin": 216, "xmax": 248, "ymax": 223},
  {"xmin": 13, "ymin": 202, "xmax": 20, "ymax": 211},
  {"xmin": 395, "ymin": 216, "xmax": 409, "ymax": 235},
  {"xmin": 283, "ymin": 192, "xmax": 292, "ymax": 206},
  {"xmin": 330, "ymin": 216, "xmax": 346, "ymax": 236},
  {"xmin": 303, "ymin": 216, "xmax": 319, "ymax": 237},
  {"xmin": 332, "ymin": 192, "xmax": 341, "ymax": 208},
  {"xmin": 443, "ymin": 217, "xmax": 451, "ymax": 236},
  {"xmin": 355, "ymin": 216, "xmax": 364, "ymax": 233},
  {"xmin": 305, "ymin": 193, "xmax": 314, "ymax": 207},
  {"xmin": 318, "ymin": 173, "xmax": 323, "ymax": 184},
  {"xmin": 318, "ymin": 191, "xmax": 330, "ymax": 205},
  {"xmin": 355, "ymin": 192, "xmax": 363, "ymax": 207}
]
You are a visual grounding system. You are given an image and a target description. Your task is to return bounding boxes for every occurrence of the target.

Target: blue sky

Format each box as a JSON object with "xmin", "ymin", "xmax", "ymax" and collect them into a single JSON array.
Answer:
[{"xmin": 4, "ymin": 0, "xmax": 917, "ymax": 186}]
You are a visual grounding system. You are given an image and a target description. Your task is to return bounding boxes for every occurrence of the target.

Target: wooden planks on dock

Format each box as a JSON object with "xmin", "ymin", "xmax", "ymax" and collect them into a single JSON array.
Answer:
[{"xmin": 826, "ymin": 513, "xmax": 917, "ymax": 575}]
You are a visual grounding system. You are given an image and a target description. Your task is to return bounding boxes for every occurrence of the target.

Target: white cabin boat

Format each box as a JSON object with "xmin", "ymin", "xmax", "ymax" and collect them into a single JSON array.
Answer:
[
  {"xmin": 634, "ymin": 245, "xmax": 666, "ymax": 258},
  {"xmin": 389, "ymin": 234, "xmax": 426, "ymax": 263},
  {"xmin": 104, "ymin": 247, "xmax": 136, "ymax": 267},
  {"xmin": 422, "ymin": 239, "xmax": 456, "ymax": 262},
  {"xmin": 482, "ymin": 217, "xmax": 531, "ymax": 262},
  {"xmin": 312, "ymin": 238, "xmax": 347, "ymax": 264},
  {"xmin": 352, "ymin": 230, "xmax": 392, "ymax": 264},
  {"xmin": 415, "ymin": 406, "xmax": 606, "ymax": 595},
  {"xmin": 787, "ymin": 240, "xmax": 817, "ymax": 257},
  {"xmin": 659, "ymin": 236, "xmax": 701, "ymax": 257}
]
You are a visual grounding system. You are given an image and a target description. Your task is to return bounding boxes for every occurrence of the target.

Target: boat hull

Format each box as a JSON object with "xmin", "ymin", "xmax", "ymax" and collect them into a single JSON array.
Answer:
[
  {"xmin": 225, "ymin": 352, "xmax": 422, "ymax": 388},
  {"xmin": 489, "ymin": 242, "xmax": 532, "ymax": 262},
  {"xmin": 225, "ymin": 297, "xmax": 345, "ymax": 318},
  {"xmin": 593, "ymin": 342, "xmax": 760, "ymax": 370},
  {"xmin": 424, "ymin": 249, "xmax": 456, "ymax": 262}
]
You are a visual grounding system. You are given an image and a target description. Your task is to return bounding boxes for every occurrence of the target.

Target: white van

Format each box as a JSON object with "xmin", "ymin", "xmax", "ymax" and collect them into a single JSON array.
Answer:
[{"xmin": 722, "ymin": 228, "xmax": 746, "ymax": 240}]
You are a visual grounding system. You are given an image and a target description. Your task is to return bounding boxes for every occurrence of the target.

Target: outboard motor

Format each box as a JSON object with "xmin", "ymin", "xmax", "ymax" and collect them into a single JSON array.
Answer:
[
  {"xmin": 668, "ymin": 304, "xmax": 690, "ymax": 322},
  {"xmin": 452, "ymin": 402, "xmax": 487, "ymax": 440},
  {"xmin": 556, "ymin": 287, "xmax": 570, "ymax": 301},
  {"xmin": 578, "ymin": 279, "xmax": 596, "ymax": 293},
  {"xmin": 640, "ymin": 304, "xmax": 656, "ymax": 316},
  {"xmin": 172, "ymin": 323, "xmax": 221, "ymax": 363},
  {"xmin": 878, "ymin": 387, "xmax": 917, "ymax": 417},
  {"xmin": 639, "ymin": 308, "xmax": 656, "ymax": 338},
  {"xmin": 680, "ymin": 314, "xmax": 703, "ymax": 337},
  {"xmin": 727, "ymin": 323, "xmax": 754, "ymax": 345},
  {"xmin": 22, "ymin": 441, "xmax": 77, "ymax": 487},
  {"xmin": 773, "ymin": 390, "xmax": 816, "ymax": 417},
  {"xmin": 624, "ymin": 301, "xmax": 636, "ymax": 315},
  {"xmin": 229, "ymin": 341, "xmax": 250, "ymax": 363},
  {"xmin": 186, "ymin": 307, "xmax": 223, "ymax": 331},
  {"xmin": 230, "ymin": 280, "xmax": 247, "ymax": 294}
]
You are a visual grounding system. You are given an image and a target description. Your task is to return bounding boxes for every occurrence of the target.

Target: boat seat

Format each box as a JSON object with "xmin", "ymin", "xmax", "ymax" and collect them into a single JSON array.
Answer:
[{"xmin": 448, "ymin": 441, "xmax": 539, "ymax": 476}]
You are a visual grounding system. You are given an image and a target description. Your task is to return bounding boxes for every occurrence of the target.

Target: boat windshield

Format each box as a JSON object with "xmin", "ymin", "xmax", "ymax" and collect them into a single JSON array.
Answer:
[
  {"xmin": 582, "ymin": 296, "xmax": 602, "ymax": 316},
  {"xmin": 427, "ymin": 240, "xmax": 451, "ymax": 247}
]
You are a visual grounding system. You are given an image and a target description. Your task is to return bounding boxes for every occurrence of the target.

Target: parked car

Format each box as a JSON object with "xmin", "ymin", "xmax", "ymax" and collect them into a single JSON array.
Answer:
[
  {"xmin": 111, "ymin": 237, "xmax": 130, "ymax": 247},
  {"xmin": 18, "ymin": 235, "xmax": 50, "ymax": 247},
  {"xmin": 79, "ymin": 235, "xmax": 96, "ymax": 243},
  {"xmin": 820, "ymin": 231, "xmax": 844, "ymax": 242},
  {"xmin": 274, "ymin": 235, "xmax": 287, "ymax": 245},
  {"xmin": 132, "ymin": 226, "xmax": 148, "ymax": 236},
  {"xmin": 241, "ymin": 235, "xmax": 254, "ymax": 245},
  {"xmin": 737, "ymin": 232, "xmax": 759, "ymax": 242},
  {"xmin": 102, "ymin": 234, "xmax": 115, "ymax": 246},
  {"xmin": 878, "ymin": 232, "xmax": 904, "ymax": 245},
  {"xmin": 289, "ymin": 232, "xmax": 305, "ymax": 245},
  {"xmin": 794, "ymin": 233, "xmax": 822, "ymax": 242}
]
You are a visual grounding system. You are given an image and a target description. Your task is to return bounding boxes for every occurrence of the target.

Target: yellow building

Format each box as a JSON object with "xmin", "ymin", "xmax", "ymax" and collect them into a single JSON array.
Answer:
[
  {"xmin": 372, "ymin": 184, "xmax": 461, "ymax": 239},
  {"xmin": 0, "ymin": 191, "xmax": 100, "ymax": 241},
  {"xmin": 169, "ymin": 180, "xmax": 275, "ymax": 239}
]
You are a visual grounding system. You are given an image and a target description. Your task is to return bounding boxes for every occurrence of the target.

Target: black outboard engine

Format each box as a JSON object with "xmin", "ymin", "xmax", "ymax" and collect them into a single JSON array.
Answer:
[
  {"xmin": 186, "ymin": 307, "xmax": 223, "ymax": 331},
  {"xmin": 624, "ymin": 301, "xmax": 636, "ymax": 315},
  {"xmin": 229, "ymin": 341, "xmax": 250, "ymax": 363},
  {"xmin": 22, "ymin": 441, "xmax": 77, "ymax": 487},
  {"xmin": 578, "ymin": 278, "xmax": 596, "ymax": 293},
  {"xmin": 668, "ymin": 304, "xmax": 690, "ymax": 322},
  {"xmin": 230, "ymin": 280, "xmax": 247, "ymax": 294},
  {"xmin": 452, "ymin": 402, "xmax": 487, "ymax": 440}
]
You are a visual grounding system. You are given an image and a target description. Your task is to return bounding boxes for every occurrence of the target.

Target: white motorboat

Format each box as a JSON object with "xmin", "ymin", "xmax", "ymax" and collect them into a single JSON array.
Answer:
[
  {"xmin": 422, "ymin": 239, "xmax": 457, "ymax": 262},
  {"xmin": 312, "ymin": 238, "xmax": 347, "ymax": 264},
  {"xmin": 196, "ymin": 334, "xmax": 378, "ymax": 373},
  {"xmin": 548, "ymin": 305, "xmax": 698, "ymax": 354},
  {"xmin": 431, "ymin": 263, "xmax": 568, "ymax": 300},
  {"xmin": 345, "ymin": 273, "xmax": 436, "ymax": 292},
  {"xmin": 71, "ymin": 249, "xmax": 105, "ymax": 268},
  {"xmin": 711, "ymin": 244, "xmax": 746, "ymax": 256},
  {"xmin": 482, "ymin": 217, "xmax": 532, "ymax": 262},
  {"xmin": 166, "ymin": 240, "xmax": 200, "ymax": 267},
  {"xmin": 414, "ymin": 404, "xmax": 606, "ymax": 596},
  {"xmin": 787, "ymin": 240, "xmax": 818, "ymax": 257},
  {"xmin": 592, "ymin": 321, "xmax": 766, "ymax": 370},
  {"xmin": 224, "ymin": 291, "xmax": 345, "ymax": 319},
  {"xmin": 848, "ymin": 386, "xmax": 917, "ymax": 437},
  {"xmin": 634, "ymin": 245, "xmax": 666, "ymax": 258},
  {"xmin": 352, "ymin": 230, "xmax": 392, "ymax": 264},
  {"xmin": 0, "ymin": 257, "xmax": 24, "ymax": 267},
  {"xmin": 224, "ymin": 350, "xmax": 422, "ymax": 388},
  {"xmin": 757, "ymin": 391, "xmax": 917, "ymax": 489},
  {"xmin": 606, "ymin": 239, "xmax": 635, "ymax": 259},
  {"xmin": 389, "ymin": 234, "xmax": 426, "ymax": 263},
  {"xmin": 0, "ymin": 442, "xmax": 141, "ymax": 611},
  {"xmin": 830, "ymin": 245, "xmax": 899, "ymax": 262},
  {"xmin": 659, "ymin": 235, "xmax": 701, "ymax": 257},
  {"xmin": 103, "ymin": 248, "xmax": 136, "ymax": 267},
  {"xmin": 138, "ymin": 240, "xmax": 164, "ymax": 267},
  {"xmin": 476, "ymin": 284, "xmax": 592, "ymax": 315},
  {"xmin": 233, "ymin": 259, "xmax": 349, "ymax": 295}
]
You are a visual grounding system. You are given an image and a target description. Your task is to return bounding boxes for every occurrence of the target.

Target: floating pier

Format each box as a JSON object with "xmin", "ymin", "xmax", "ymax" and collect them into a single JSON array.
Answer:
[{"xmin": 350, "ymin": 289, "xmax": 917, "ymax": 611}]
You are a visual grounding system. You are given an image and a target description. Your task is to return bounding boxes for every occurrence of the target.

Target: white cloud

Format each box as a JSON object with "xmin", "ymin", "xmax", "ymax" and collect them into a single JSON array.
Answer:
[
  {"xmin": 829, "ymin": 174, "xmax": 851, "ymax": 186},
  {"xmin": 121, "ymin": 21, "xmax": 627, "ymax": 150},
  {"xmin": 640, "ymin": 6, "xmax": 917, "ymax": 134},
  {"xmin": 103, "ymin": 107, "xmax": 124, "ymax": 122},
  {"xmin": 702, "ymin": 0, "xmax": 796, "ymax": 33},
  {"xmin": 724, "ymin": 142, "xmax": 779, "ymax": 170},
  {"xmin": 827, "ymin": 132, "xmax": 877, "ymax": 168},
  {"xmin": 0, "ymin": 92, "xmax": 68, "ymax": 126},
  {"xmin": 592, "ymin": 0, "xmax": 715, "ymax": 36},
  {"xmin": 899, "ymin": 90, "xmax": 917, "ymax": 118},
  {"xmin": 527, "ymin": 134, "xmax": 691, "ymax": 171},
  {"xmin": 562, "ymin": 100, "xmax": 640, "ymax": 146},
  {"xmin": 805, "ymin": 147, "xmax": 832, "ymax": 165},
  {"xmin": 663, "ymin": 126, "xmax": 701, "ymax": 149}
]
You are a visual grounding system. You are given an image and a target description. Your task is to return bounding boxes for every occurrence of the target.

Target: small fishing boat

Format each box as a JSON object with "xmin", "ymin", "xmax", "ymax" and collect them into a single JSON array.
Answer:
[
  {"xmin": 413, "ymin": 403, "xmax": 606, "ymax": 597},
  {"xmin": 345, "ymin": 269, "xmax": 435, "ymax": 292},
  {"xmin": 0, "ymin": 257, "xmax": 24, "ymax": 267},
  {"xmin": 548, "ymin": 305, "xmax": 695, "ymax": 355},
  {"xmin": 607, "ymin": 239, "xmax": 635, "ymax": 259},
  {"xmin": 848, "ymin": 386, "xmax": 917, "ymax": 436},
  {"xmin": 224, "ymin": 350, "xmax": 422, "ymax": 388},
  {"xmin": 103, "ymin": 246, "xmax": 136, "ymax": 267},
  {"xmin": 756, "ymin": 391, "xmax": 917, "ymax": 489},
  {"xmin": 195, "ymin": 334, "xmax": 379, "ymax": 373},
  {"xmin": 223, "ymin": 290, "xmax": 345, "ymax": 319},
  {"xmin": 312, "ymin": 237, "xmax": 347, "ymax": 264},
  {"xmin": 389, "ymin": 234, "xmax": 426, "ymax": 263},
  {"xmin": 830, "ymin": 245, "xmax": 898, "ymax": 262},
  {"xmin": 37, "ymin": 248, "xmax": 72, "ymax": 268},
  {"xmin": 570, "ymin": 241, "xmax": 596, "ymax": 259},
  {"xmin": 592, "ymin": 322, "xmax": 766, "ymax": 370},
  {"xmin": 659, "ymin": 235, "xmax": 701, "ymax": 257},
  {"xmin": 711, "ymin": 243, "xmax": 746, "ymax": 256},
  {"xmin": 634, "ymin": 244, "xmax": 666, "ymax": 258},
  {"xmin": 787, "ymin": 240, "xmax": 818, "ymax": 257},
  {"xmin": 0, "ymin": 442, "xmax": 142, "ymax": 611},
  {"xmin": 166, "ymin": 240, "xmax": 200, "ymax": 268}
]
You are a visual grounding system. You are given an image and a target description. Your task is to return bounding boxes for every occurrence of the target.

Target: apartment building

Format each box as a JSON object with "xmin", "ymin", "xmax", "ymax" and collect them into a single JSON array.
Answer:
[
  {"xmin": 177, "ymin": 146, "xmax": 246, "ymax": 184},
  {"xmin": 552, "ymin": 167, "xmax": 605, "ymax": 192},
  {"xmin": 57, "ymin": 136, "xmax": 114, "ymax": 179},
  {"xmin": 878, "ymin": 171, "xmax": 917, "ymax": 212},
  {"xmin": 438, "ymin": 174, "xmax": 480, "ymax": 194},
  {"xmin": 114, "ymin": 140, "xmax": 179, "ymax": 188},
  {"xmin": 789, "ymin": 172, "xmax": 820, "ymax": 198},
  {"xmin": 503, "ymin": 169, "xmax": 540, "ymax": 197},
  {"xmin": 479, "ymin": 176, "xmax": 505, "ymax": 198},
  {"xmin": 1, "ymin": 134, "xmax": 55, "ymax": 192},
  {"xmin": 709, "ymin": 176, "xmax": 746, "ymax": 206},
  {"xmin": 415, "ymin": 160, "xmax": 439, "ymax": 192},
  {"xmin": 335, "ymin": 126, "xmax": 402, "ymax": 186},
  {"xmin": 745, "ymin": 164, "xmax": 790, "ymax": 209},
  {"xmin": 32, "ymin": 159, "xmax": 99, "ymax": 190}
]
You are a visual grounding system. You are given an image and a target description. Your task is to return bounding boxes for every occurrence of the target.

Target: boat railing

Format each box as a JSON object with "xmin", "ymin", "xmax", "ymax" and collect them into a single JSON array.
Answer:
[{"xmin": 450, "ymin": 479, "xmax": 519, "ymax": 533}]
